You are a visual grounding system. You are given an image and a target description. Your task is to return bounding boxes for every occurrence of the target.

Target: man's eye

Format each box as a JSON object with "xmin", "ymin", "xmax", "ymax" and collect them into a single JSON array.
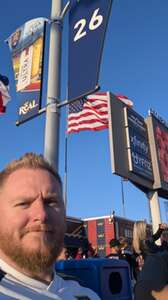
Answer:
[
  {"xmin": 47, "ymin": 201, "xmax": 58, "ymax": 207},
  {"xmin": 45, "ymin": 198, "xmax": 61, "ymax": 209},
  {"xmin": 17, "ymin": 202, "xmax": 30, "ymax": 208}
]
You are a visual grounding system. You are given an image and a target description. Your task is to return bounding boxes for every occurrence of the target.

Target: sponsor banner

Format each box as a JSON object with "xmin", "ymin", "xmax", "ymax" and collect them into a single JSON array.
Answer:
[
  {"xmin": 7, "ymin": 18, "xmax": 47, "ymax": 123},
  {"xmin": 126, "ymin": 109, "xmax": 147, "ymax": 137},
  {"xmin": 124, "ymin": 108, "xmax": 153, "ymax": 181},
  {"xmin": 16, "ymin": 92, "xmax": 40, "ymax": 124},
  {"xmin": 128, "ymin": 127, "xmax": 150, "ymax": 157},
  {"xmin": 108, "ymin": 93, "xmax": 154, "ymax": 192},
  {"xmin": 130, "ymin": 150, "xmax": 153, "ymax": 180},
  {"xmin": 68, "ymin": 0, "xmax": 113, "ymax": 101}
]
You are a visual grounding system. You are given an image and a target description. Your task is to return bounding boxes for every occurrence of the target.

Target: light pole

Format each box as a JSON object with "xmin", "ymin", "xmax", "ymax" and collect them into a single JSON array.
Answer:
[
  {"xmin": 44, "ymin": 0, "xmax": 63, "ymax": 169},
  {"xmin": 121, "ymin": 177, "xmax": 126, "ymax": 218}
]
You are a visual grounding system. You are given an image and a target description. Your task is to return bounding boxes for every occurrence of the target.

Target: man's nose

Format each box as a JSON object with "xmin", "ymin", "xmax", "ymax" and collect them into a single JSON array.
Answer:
[{"xmin": 31, "ymin": 198, "xmax": 48, "ymax": 222}]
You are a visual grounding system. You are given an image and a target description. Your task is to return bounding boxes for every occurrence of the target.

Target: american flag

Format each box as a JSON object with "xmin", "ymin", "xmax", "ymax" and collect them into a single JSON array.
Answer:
[
  {"xmin": 67, "ymin": 92, "xmax": 133, "ymax": 134},
  {"xmin": 0, "ymin": 74, "xmax": 11, "ymax": 113}
]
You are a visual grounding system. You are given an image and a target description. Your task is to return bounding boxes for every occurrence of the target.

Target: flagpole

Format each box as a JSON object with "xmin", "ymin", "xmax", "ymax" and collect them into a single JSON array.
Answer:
[
  {"xmin": 44, "ymin": 0, "xmax": 63, "ymax": 169},
  {"xmin": 63, "ymin": 134, "xmax": 68, "ymax": 209}
]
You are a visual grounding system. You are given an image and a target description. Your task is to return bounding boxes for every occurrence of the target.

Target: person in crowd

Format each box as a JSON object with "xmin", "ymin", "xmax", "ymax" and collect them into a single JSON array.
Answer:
[
  {"xmin": 64, "ymin": 248, "xmax": 73, "ymax": 260},
  {"xmin": 119, "ymin": 236, "xmax": 136, "ymax": 281},
  {"xmin": 92, "ymin": 247, "xmax": 99, "ymax": 258},
  {"xmin": 106, "ymin": 238, "xmax": 121, "ymax": 259},
  {"xmin": 119, "ymin": 236, "xmax": 132, "ymax": 255},
  {"xmin": 0, "ymin": 152, "xmax": 100, "ymax": 300},
  {"xmin": 160, "ymin": 230, "xmax": 168, "ymax": 251},
  {"xmin": 57, "ymin": 247, "xmax": 72, "ymax": 260},
  {"xmin": 87, "ymin": 248, "xmax": 94, "ymax": 259},
  {"xmin": 133, "ymin": 220, "xmax": 167, "ymax": 256},
  {"xmin": 75, "ymin": 247, "xmax": 86, "ymax": 259},
  {"xmin": 87, "ymin": 243, "xmax": 99, "ymax": 258},
  {"xmin": 134, "ymin": 250, "xmax": 168, "ymax": 300},
  {"xmin": 132, "ymin": 220, "xmax": 167, "ymax": 280}
]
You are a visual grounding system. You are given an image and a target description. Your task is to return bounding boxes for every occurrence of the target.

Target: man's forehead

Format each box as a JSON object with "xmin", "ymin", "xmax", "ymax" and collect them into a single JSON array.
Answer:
[
  {"xmin": 1, "ymin": 168, "xmax": 62, "ymax": 199},
  {"xmin": 4, "ymin": 168, "xmax": 61, "ymax": 188}
]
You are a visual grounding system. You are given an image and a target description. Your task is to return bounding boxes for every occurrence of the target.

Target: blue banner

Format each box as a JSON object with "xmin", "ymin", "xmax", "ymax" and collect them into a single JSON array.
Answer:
[
  {"xmin": 68, "ymin": 0, "xmax": 112, "ymax": 101},
  {"xmin": 126, "ymin": 108, "xmax": 154, "ymax": 181},
  {"xmin": 16, "ymin": 91, "xmax": 41, "ymax": 124}
]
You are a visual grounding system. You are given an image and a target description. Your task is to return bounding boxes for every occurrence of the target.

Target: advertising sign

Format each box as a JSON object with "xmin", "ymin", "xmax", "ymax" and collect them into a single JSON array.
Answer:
[
  {"xmin": 7, "ymin": 18, "xmax": 47, "ymax": 124},
  {"xmin": 146, "ymin": 110, "xmax": 168, "ymax": 197},
  {"xmin": 68, "ymin": 0, "xmax": 113, "ymax": 101},
  {"xmin": 153, "ymin": 119, "xmax": 168, "ymax": 185},
  {"xmin": 124, "ymin": 108, "xmax": 153, "ymax": 181},
  {"xmin": 108, "ymin": 93, "xmax": 154, "ymax": 192}
]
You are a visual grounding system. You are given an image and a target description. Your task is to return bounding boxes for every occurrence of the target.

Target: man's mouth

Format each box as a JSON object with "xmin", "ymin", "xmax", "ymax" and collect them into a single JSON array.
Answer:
[{"xmin": 21, "ymin": 226, "xmax": 54, "ymax": 237}]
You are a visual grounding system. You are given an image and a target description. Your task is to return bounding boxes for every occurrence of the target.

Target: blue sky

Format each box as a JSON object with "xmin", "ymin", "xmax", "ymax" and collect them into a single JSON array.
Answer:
[{"xmin": 1, "ymin": 0, "xmax": 168, "ymax": 222}]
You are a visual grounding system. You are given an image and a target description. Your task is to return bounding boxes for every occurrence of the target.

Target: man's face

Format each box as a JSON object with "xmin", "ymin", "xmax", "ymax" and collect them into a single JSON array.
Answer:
[
  {"xmin": 0, "ymin": 168, "xmax": 66, "ymax": 273},
  {"xmin": 111, "ymin": 246, "xmax": 120, "ymax": 254}
]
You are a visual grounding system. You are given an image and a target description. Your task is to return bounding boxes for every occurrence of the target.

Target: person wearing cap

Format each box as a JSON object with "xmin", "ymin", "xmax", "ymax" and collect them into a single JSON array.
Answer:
[{"xmin": 106, "ymin": 238, "xmax": 121, "ymax": 259}]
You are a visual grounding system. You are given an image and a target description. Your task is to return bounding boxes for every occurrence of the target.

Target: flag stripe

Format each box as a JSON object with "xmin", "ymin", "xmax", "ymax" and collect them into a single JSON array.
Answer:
[
  {"xmin": 68, "ymin": 120, "xmax": 108, "ymax": 127},
  {"xmin": 68, "ymin": 118, "xmax": 108, "ymax": 127},
  {"xmin": 68, "ymin": 109, "xmax": 108, "ymax": 121},
  {"xmin": 68, "ymin": 113, "xmax": 108, "ymax": 123},
  {"xmin": 67, "ymin": 124, "xmax": 108, "ymax": 133}
]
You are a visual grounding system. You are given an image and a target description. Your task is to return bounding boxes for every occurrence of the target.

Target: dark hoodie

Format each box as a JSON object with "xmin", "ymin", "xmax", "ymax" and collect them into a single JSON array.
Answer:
[{"xmin": 134, "ymin": 251, "xmax": 168, "ymax": 300}]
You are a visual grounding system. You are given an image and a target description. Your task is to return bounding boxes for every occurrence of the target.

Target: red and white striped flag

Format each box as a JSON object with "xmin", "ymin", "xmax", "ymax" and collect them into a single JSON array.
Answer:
[
  {"xmin": 67, "ymin": 92, "xmax": 133, "ymax": 134},
  {"xmin": 0, "ymin": 74, "xmax": 11, "ymax": 113},
  {"xmin": 116, "ymin": 94, "xmax": 133, "ymax": 108}
]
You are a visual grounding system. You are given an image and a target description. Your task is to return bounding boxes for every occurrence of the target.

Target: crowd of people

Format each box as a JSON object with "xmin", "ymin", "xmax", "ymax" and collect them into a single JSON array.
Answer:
[
  {"xmin": 58, "ymin": 220, "xmax": 168, "ymax": 300},
  {"xmin": 58, "ymin": 244, "xmax": 99, "ymax": 261},
  {"xmin": 105, "ymin": 220, "xmax": 168, "ymax": 300},
  {"xmin": 0, "ymin": 152, "xmax": 168, "ymax": 299}
]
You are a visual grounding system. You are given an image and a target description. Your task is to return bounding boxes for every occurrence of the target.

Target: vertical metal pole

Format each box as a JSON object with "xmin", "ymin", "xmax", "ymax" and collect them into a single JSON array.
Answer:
[
  {"xmin": 44, "ymin": 0, "xmax": 62, "ymax": 169},
  {"xmin": 147, "ymin": 193, "xmax": 153, "ymax": 225},
  {"xmin": 121, "ymin": 178, "xmax": 126, "ymax": 218},
  {"xmin": 148, "ymin": 190, "xmax": 161, "ymax": 244},
  {"xmin": 63, "ymin": 135, "xmax": 68, "ymax": 209}
]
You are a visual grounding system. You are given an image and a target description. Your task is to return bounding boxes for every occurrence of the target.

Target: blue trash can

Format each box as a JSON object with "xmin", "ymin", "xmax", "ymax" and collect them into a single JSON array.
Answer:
[{"xmin": 55, "ymin": 258, "xmax": 132, "ymax": 300}]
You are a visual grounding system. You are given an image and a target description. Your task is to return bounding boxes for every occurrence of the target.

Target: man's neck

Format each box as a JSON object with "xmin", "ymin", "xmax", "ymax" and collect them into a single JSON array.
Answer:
[{"xmin": 0, "ymin": 251, "xmax": 53, "ymax": 284}]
